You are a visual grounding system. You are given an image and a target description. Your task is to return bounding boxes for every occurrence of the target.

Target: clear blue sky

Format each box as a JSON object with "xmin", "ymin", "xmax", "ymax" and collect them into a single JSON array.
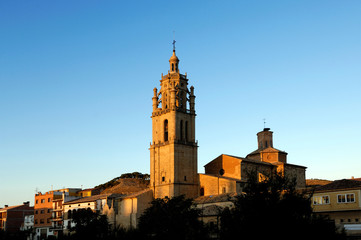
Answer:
[{"xmin": 1, "ymin": 0, "xmax": 360, "ymax": 206}]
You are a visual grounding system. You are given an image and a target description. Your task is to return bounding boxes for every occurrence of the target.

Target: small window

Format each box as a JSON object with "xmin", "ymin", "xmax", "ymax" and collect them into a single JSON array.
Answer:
[
  {"xmin": 313, "ymin": 195, "xmax": 330, "ymax": 205},
  {"xmin": 41, "ymin": 199, "xmax": 45, "ymax": 203},
  {"xmin": 164, "ymin": 120, "xmax": 169, "ymax": 142},
  {"xmin": 48, "ymin": 198, "xmax": 51, "ymax": 202},
  {"xmin": 36, "ymin": 200, "xmax": 38, "ymax": 204},
  {"xmin": 180, "ymin": 120, "xmax": 183, "ymax": 140},
  {"xmin": 184, "ymin": 176, "xmax": 187, "ymax": 181},
  {"xmin": 40, "ymin": 210, "xmax": 44, "ymax": 214},
  {"xmin": 200, "ymin": 187, "xmax": 204, "ymax": 196},
  {"xmin": 337, "ymin": 193, "xmax": 355, "ymax": 203},
  {"xmin": 40, "ymin": 219, "xmax": 44, "ymax": 224},
  {"xmin": 347, "ymin": 194, "xmax": 355, "ymax": 202},
  {"xmin": 185, "ymin": 121, "xmax": 188, "ymax": 141},
  {"xmin": 222, "ymin": 187, "xmax": 226, "ymax": 194}
]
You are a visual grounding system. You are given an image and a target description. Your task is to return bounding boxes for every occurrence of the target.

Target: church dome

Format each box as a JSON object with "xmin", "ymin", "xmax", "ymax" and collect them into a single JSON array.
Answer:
[{"xmin": 169, "ymin": 50, "xmax": 179, "ymax": 63}]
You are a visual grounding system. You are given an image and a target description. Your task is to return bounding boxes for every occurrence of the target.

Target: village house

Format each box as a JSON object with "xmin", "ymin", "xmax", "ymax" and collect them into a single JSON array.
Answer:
[
  {"xmin": 312, "ymin": 178, "xmax": 361, "ymax": 237},
  {"xmin": 0, "ymin": 202, "xmax": 33, "ymax": 233}
]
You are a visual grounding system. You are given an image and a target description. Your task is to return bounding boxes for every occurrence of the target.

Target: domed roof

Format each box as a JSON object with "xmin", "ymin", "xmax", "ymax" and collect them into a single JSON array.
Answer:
[{"xmin": 169, "ymin": 50, "xmax": 179, "ymax": 62}]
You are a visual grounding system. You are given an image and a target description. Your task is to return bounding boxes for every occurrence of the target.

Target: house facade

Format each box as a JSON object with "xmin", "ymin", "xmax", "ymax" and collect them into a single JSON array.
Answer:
[
  {"xmin": 0, "ymin": 202, "xmax": 33, "ymax": 233},
  {"xmin": 312, "ymin": 179, "xmax": 361, "ymax": 237},
  {"xmin": 34, "ymin": 188, "xmax": 81, "ymax": 240}
]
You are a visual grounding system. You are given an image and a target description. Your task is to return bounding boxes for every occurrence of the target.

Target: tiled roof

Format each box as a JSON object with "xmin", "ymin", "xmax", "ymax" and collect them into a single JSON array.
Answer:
[
  {"xmin": 0, "ymin": 204, "xmax": 33, "ymax": 212},
  {"xmin": 350, "ymin": 177, "xmax": 361, "ymax": 181},
  {"xmin": 246, "ymin": 147, "xmax": 287, "ymax": 156},
  {"xmin": 199, "ymin": 173, "xmax": 243, "ymax": 182},
  {"xmin": 223, "ymin": 154, "xmax": 274, "ymax": 166},
  {"xmin": 194, "ymin": 192, "xmax": 239, "ymax": 204},
  {"xmin": 200, "ymin": 205, "xmax": 224, "ymax": 216},
  {"xmin": 314, "ymin": 179, "xmax": 361, "ymax": 192},
  {"xmin": 64, "ymin": 194, "xmax": 124, "ymax": 204},
  {"xmin": 0, "ymin": 205, "xmax": 23, "ymax": 212}
]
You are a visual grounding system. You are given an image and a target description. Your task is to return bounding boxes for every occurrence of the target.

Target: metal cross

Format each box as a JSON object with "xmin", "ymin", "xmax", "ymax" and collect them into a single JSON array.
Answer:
[{"xmin": 172, "ymin": 39, "xmax": 176, "ymax": 51}]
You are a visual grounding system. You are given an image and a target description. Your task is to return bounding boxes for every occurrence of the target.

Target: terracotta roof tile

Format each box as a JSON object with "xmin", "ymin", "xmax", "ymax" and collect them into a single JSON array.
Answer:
[
  {"xmin": 314, "ymin": 179, "xmax": 361, "ymax": 192},
  {"xmin": 194, "ymin": 193, "xmax": 239, "ymax": 204}
]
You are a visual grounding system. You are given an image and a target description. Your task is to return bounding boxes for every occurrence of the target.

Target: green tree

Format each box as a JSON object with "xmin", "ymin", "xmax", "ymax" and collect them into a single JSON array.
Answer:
[
  {"xmin": 69, "ymin": 208, "xmax": 109, "ymax": 240},
  {"xmin": 138, "ymin": 195, "xmax": 209, "ymax": 240},
  {"xmin": 220, "ymin": 171, "xmax": 346, "ymax": 240}
]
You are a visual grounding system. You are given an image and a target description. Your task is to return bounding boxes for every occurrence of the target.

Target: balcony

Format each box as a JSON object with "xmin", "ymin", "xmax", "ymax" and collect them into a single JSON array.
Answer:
[
  {"xmin": 52, "ymin": 208, "xmax": 63, "ymax": 212},
  {"xmin": 51, "ymin": 217, "xmax": 63, "ymax": 222},
  {"xmin": 50, "ymin": 225, "xmax": 63, "ymax": 231}
]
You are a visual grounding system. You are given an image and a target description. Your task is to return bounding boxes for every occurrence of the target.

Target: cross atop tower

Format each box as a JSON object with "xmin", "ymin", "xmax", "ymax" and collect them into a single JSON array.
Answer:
[
  {"xmin": 172, "ymin": 31, "xmax": 176, "ymax": 52},
  {"xmin": 172, "ymin": 39, "xmax": 176, "ymax": 52}
]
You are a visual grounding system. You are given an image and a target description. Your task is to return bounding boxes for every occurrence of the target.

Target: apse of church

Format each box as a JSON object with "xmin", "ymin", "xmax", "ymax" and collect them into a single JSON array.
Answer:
[{"xmin": 149, "ymin": 49, "xmax": 199, "ymax": 199}]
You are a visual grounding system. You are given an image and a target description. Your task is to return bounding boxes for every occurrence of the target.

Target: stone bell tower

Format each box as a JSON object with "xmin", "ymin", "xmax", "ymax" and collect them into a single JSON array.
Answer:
[{"xmin": 149, "ymin": 47, "xmax": 198, "ymax": 199}]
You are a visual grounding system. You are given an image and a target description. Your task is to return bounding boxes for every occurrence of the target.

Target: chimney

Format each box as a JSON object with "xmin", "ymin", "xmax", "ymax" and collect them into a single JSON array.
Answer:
[
  {"xmin": 4, "ymin": 205, "xmax": 8, "ymax": 208},
  {"xmin": 23, "ymin": 201, "xmax": 30, "ymax": 206}
]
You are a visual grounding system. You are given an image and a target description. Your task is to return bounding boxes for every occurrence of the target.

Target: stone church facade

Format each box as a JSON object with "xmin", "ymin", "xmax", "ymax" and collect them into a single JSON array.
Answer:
[
  {"xmin": 112, "ymin": 47, "xmax": 306, "ymax": 228},
  {"xmin": 149, "ymin": 48, "xmax": 306, "ymax": 200},
  {"xmin": 149, "ymin": 49, "xmax": 199, "ymax": 199}
]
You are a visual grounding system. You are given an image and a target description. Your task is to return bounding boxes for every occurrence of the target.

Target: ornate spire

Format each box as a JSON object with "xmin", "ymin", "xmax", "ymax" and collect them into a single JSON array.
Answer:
[{"xmin": 169, "ymin": 49, "xmax": 179, "ymax": 73}]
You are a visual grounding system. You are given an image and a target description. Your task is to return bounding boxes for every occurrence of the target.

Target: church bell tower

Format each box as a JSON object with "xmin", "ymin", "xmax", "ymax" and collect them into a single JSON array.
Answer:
[{"xmin": 149, "ymin": 47, "xmax": 198, "ymax": 199}]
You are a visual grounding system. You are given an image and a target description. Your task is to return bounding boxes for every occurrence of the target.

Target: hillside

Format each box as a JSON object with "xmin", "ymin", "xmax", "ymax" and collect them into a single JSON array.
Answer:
[
  {"xmin": 306, "ymin": 179, "xmax": 332, "ymax": 187},
  {"xmin": 95, "ymin": 172, "xmax": 150, "ymax": 195},
  {"xmin": 100, "ymin": 178, "xmax": 149, "ymax": 195}
]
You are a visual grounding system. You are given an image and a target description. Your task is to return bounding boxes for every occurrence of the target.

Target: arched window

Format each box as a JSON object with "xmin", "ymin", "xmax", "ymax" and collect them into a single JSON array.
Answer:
[
  {"xmin": 172, "ymin": 63, "xmax": 174, "ymax": 71},
  {"xmin": 164, "ymin": 120, "xmax": 168, "ymax": 142},
  {"xmin": 185, "ymin": 121, "xmax": 188, "ymax": 141},
  {"xmin": 180, "ymin": 120, "xmax": 183, "ymax": 140}
]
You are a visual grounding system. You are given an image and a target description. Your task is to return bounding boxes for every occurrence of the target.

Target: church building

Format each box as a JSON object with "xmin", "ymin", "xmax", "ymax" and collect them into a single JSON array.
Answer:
[
  {"xmin": 149, "ymin": 47, "xmax": 306, "ymax": 200},
  {"xmin": 113, "ymin": 46, "xmax": 307, "ymax": 229}
]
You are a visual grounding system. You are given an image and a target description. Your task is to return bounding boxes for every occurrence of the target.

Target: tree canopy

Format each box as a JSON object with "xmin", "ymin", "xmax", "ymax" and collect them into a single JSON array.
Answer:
[
  {"xmin": 138, "ymin": 195, "xmax": 209, "ymax": 240},
  {"xmin": 69, "ymin": 208, "xmax": 109, "ymax": 240},
  {"xmin": 220, "ymin": 171, "xmax": 346, "ymax": 240}
]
